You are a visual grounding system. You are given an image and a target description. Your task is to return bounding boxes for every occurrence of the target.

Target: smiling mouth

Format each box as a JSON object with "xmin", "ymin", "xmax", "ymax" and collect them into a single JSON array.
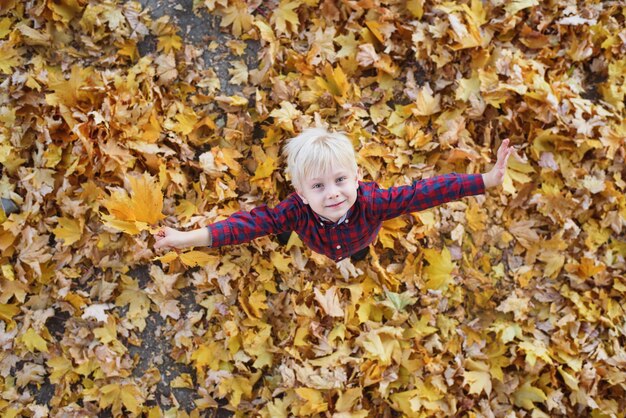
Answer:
[{"xmin": 326, "ymin": 201, "xmax": 345, "ymax": 208}]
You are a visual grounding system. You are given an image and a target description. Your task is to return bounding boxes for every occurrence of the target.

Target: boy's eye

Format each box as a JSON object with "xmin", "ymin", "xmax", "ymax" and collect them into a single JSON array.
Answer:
[
  {"xmin": 337, "ymin": 176, "xmax": 346, "ymax": 183},
  {"xmin": 312, "ymin": 183, "xmax": 323, "ymax": 189}
]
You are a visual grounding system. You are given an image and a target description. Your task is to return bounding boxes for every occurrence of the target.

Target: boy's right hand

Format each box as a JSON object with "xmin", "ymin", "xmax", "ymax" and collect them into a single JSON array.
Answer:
[{"xmin": 153, "ymin": 227, "xmax": 187, "ymax": 251}]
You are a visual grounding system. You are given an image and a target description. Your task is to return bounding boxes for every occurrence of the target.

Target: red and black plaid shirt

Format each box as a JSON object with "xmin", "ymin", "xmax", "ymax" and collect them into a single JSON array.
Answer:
[{"xmin": 207, "ymin": 173, "xmax": 485, "ymax": 261}]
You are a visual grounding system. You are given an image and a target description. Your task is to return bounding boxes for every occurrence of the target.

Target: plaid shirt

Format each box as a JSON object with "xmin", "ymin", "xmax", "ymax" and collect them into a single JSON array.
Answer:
[{"xmin": 207, "ymin": 173, "xmax": 485, "ymax": 261}]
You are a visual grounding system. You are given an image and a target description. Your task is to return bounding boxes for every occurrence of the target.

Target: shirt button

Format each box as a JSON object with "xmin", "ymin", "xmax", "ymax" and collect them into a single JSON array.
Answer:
[
  {"xmin": 336, "ymin": 245, "xmax": 341, "ymax": 249},
  {"xmin": 320, "ymin": 223, "xmax": 323, "ymax": 226},
  {"xmin": 345, "ymin": 220, "xmax": 349, "ymax": 223}
]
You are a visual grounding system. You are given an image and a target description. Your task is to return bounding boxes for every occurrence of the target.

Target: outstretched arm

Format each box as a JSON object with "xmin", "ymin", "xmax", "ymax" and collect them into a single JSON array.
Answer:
[
  {"xmin": 153, "ymin": 194, "xmax": 304, "ymax": 251},
  {"xmin": 154, "ymin": 227, "xmax": 209, "ymax": 250},
  {"xmin": 482, "ymin": 138, "xmax": 513, "ymax": 189}
]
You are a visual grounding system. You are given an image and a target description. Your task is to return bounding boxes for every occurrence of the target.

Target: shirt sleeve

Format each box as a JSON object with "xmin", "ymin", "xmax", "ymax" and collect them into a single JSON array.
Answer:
[
  {"xmin": 370, "ymin": 173, "xmax": 485, "ymax": 221},
  {"xmin": 207, "ymin": 194, "xmax": 302, "ymax": 247}
]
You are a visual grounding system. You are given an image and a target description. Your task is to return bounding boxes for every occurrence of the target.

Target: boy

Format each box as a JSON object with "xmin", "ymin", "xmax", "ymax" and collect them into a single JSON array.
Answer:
[{"xmin": 153, "ymin": 128, "xmax": 512, "ymax": 262}]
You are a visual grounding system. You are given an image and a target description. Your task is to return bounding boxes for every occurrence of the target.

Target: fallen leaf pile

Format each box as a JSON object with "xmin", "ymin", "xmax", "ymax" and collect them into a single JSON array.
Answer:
[{"xmin": 1, "ymin": 0, "xmax": 625, "ymax": 416}]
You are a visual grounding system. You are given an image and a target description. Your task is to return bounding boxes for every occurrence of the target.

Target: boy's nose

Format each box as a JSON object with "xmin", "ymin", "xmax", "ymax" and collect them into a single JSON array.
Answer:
[{"xmin": 326, "ymin": 185, "xmax": 340, "ymax": 198}]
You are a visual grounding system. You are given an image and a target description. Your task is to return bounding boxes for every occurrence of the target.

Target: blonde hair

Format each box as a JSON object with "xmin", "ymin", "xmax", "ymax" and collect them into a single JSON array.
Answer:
[{"xmin": 283, "ymin": 128, "xmax": 358, "ymax": 191}]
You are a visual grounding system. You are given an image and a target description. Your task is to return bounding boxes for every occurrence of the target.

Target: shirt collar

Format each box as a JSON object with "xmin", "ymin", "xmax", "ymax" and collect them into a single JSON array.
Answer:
[{"xmin": 313, "ymin": 203, "xmax": 354, "ymax": 227}]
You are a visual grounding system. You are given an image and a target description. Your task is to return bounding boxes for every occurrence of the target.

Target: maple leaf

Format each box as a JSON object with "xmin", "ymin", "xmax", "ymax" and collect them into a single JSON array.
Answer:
[
  {"xmin": 52, "ymin": 216, "xmax": 83, "ymax": 246},
  {"xmin": 269, "ymin": 100, "xmax": 301, "ymax": 132},
  {"xmin": 505, "ymin": 0, "xmax": 539, "ymax": 15},
  {"xmin": 19, "ymin": 328, "xmax": 49, "ymax": 353},
  {"xmin": 0, "ymin": 303, "xmax": 20, "ymax": 327},
  {"xmin": 381, "ymin": 290, "xmax": 417, "ymax": 312},
  {"xmin": 423, "ymin": 246, "xmax": 455, "ymax": 290},
  {"xmin": 335, "ymin": 387, "xmax": 362, "ymax": 413},
  {"xmin": 315, "ymin": 64, "xmax": 349, "ymax": 103},
  {"xmin": 228, "ymin": 60, "xmax": 249, "ymax": 85},
  {"xmin": 335, "ymin": 32, "xmax": 358, "ymax": 59},
  {"xmin": 0, "ymin": 17, "xmax": 12, "ymax": 38},
  {"xmin": 220, "ymin": 0, "xmax": 254, "ymax": 36},
  {"xmin": 314, "ymin": 286, "xmax": 344, "ymax": 317},
  {"xmin": 412, "ymin": 83, "xmax": 441, "ymax": 116},
  {"xmin": 97, "ymin": 382, "xmax": 144, "ymax": 415},
  {"xmin": 157, "ymin": 33, "xmax": 182, "ymax": 53},
  {"xmin": 0, "ymin": 39, "xmax": 21, "ymax": 74},
  {"xmin": 154, "ymin": 53, "xmax": 178, "ymax": 84},
  {"xmin": 272, "ymin": 0, "xmax": 301, "ymax": 35},
  {"xmin": 295, "ymin": 388, "xmax": 328, "ymax": 415},
  {"xmin": 179, "ymin": 250, "xmax": 215, "ymax": 267},
  {"xmin": 101, "ymin": 172, "xmax": 165, "ymax": 234},
  {"xmin": 171, "ymin": 105, "xmax": 199, "ymax": 136},
  {"xmin": 463, "ymin": 370, "xmax": 492, "ymax": 395},
  {"xmin": 47, "ymin": 356, "xmax": 76, "ymax": 384},
  {"xmin": 513, "ymin": 380, "xmax": 547, "ymax": 409},
  {"xmin": 81, "ymin": 303, "xmax": 114, "ymax": 322},
  {"xmin": 356, "ymin": 43, "xmax": 379, "ymax": 67},
  {"xmin": 359, "ymin": 327, "xmax": 402, "ymax": 365},
  {"xmin": 251, "ymin": 156, "xmax": 277, "ymax": 181},
  {"xmin": 502, "ymin": 152, "xmax": 535, "ymax": 194}
]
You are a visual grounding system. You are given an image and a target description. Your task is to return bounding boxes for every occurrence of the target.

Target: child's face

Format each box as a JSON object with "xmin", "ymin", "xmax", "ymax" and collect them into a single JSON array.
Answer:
[{"xmin": 297, "ymin": 167, "xmax": 359, "ymax": 222}]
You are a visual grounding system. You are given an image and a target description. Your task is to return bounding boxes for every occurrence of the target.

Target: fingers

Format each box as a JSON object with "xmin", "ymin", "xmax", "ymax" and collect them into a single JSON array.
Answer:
[
  {"xmin": 498, "ymin": 138, "xmax": 510, "ymax": 159},
  {"xmin": 153, "ymin": 228, "xmax": 171, "ymax": 250},
  {"xmin": 154, "ymin": 238, "xmax": 171, "ymax": 251}
]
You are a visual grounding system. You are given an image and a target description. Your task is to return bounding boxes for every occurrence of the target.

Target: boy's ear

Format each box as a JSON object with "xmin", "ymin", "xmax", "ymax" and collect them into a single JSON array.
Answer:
[{"xmin": 296, "ymin": 189, "xmax": 309, "ymax": 205}]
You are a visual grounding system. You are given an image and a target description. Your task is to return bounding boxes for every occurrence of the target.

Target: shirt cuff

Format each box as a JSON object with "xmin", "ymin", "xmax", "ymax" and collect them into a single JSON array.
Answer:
[{"xmin": 206, "ymin": 226, "xmax": 212, "ymax": 247}]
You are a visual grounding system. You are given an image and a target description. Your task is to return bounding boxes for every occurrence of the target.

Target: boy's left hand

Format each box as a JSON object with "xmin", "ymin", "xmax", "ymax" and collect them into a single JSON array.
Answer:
[{"xmin": 483, "ymin": 138, "xmax": 513, "ymax": 189}]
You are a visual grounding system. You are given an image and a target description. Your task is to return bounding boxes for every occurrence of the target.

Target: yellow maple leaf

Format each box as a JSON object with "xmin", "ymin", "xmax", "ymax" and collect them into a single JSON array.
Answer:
[
  {"xmin": 101, "ymin": 172, "xmax": 165, "ymax": 234},
  {"xmin": 456, "ymin": 72, "xmax": 481, "ymax": 102},
  {"xmin": 412, "ymin": 84, "xmax": 441, "ymax": 116},
  {"xmin": 115, "ymin": 39, "xmax": 139, "ymax": 61},
  {"xmin": 295, "ymin": 388, "xmax": 328, "ymax": 415},
  {"xmin": 406, "ymin": 0, "xmax": 424, "ymax": 18},
  {"xmin": 172, "ymin": 106, "xmax": 199, "ymax": 136},
  {"xmin": 272, "ymin": 0, "xmax": 301, "ymax": 35},
  {"xmin": 228, "ymin": 60, "xmax": 248, "ymax": 85},
  {"xmin": 513, "ymin": 380, "xmax": 547, "ymax": 409},
  {"xmin": 220, "ymin": 0, "xmax": 254, "ymax": 36},
  {"xmin": 219, "ymin": 375, "xmax": 254, "ymax": 407},
  {"xmin": 269, "ymin": 101, "xmax": 301, "ymax": 132},
  {"xmin": 315, "ymin": 64, "xmax": 350, "ymax": 103},
  {"xmin": 251, "ymin": 156, "xmax": 277, "ymax": 181},
  {"xmin": 157, "ymin": 33, "xmax": 182, "ymax": 53},
  {"xmin": 423, "ymin": 247, "xmax": 455, "ymax": 290},
  {"xmin": 0, "ymin": 18, "xmax": 12, "ymax": 39},
  {"xmin": 20, "ymin": 327, "xmax": 49, "ymax": 353},
  {"xmin": 335, "ymin": 32, "xmax": 358, "ymax": 59},
  {"xmin": 359, "ymin": 328, "xmax": 402, "ymax": 365},
  {"xmin": 505, "ymin": 0, "xmax": 539, "ymax": 15},
  {"xmin": 463, "ymin": 370, "xmax": 492, "ymax": 395},
  {"xmin": 47, "ymin": 356, "xmax": 76, "ymax": 384},
  {"xmin": 99, "ymin": 383, "xmax": 144, "ymax": 415},
  {"xmin": 170, "ymin": 373, "xmax": 194, "ymax": 389},
  {"xmin": 466, "ymin": 201, "xmax": 487, "ymax": 232},
  {"xmin": 179, "ymin": 250, "xmax": 214, "ymax": 267},
  {"xmin": 52, "ymin": 216, "xmax": 84, "ymax": 246},
  {"xmin": 49, "ymin": 0, "xmax": 83, "ymax": 23},
  {"xmin": 335, "ymin": 387, "xmax": 362, "ymax": 413},
  {"xmin": 192, "ymin": 341, "xmax": 230, "ymax": 371},
  {"xmin": 0, "ymin": 303, "xmax": 20, "ymax": 328},
  {"xmin": 502, "ymin": 153, "xmax": 535, "ymax": 194}
]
